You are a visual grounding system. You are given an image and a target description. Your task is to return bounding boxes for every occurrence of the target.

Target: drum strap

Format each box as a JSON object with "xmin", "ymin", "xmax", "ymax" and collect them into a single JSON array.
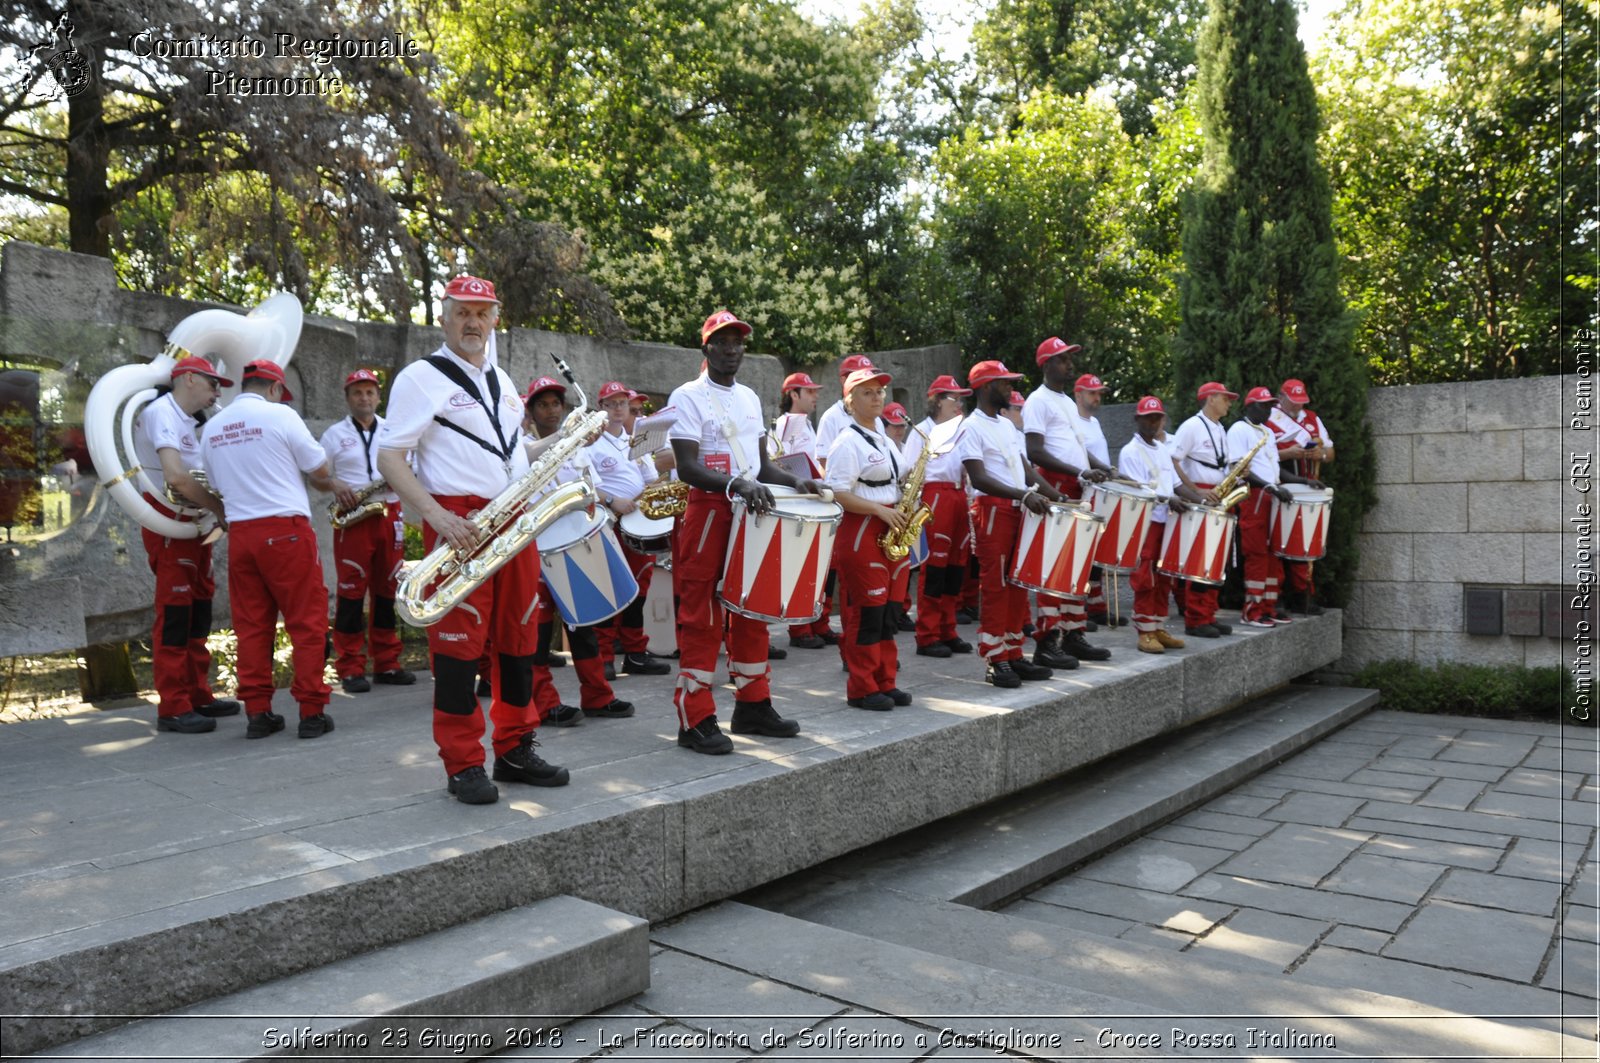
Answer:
[
  {"xmin": 848, "ymin": 423, "xmax": 899, "ymax": 482},
  {"xmin": 706, "ymin": 384, "xmax": 754, "ymax": 479},
  {"xmin": 425, "ymin": 355, "xmax": 518, "ymax": 470}
]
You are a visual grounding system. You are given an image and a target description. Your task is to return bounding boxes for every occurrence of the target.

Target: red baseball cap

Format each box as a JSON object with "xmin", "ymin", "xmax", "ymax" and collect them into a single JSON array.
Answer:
[
  {"xmin": 171, "ymin": 355, "xmax": 234, "ymax": 388},
  {"xmin": 1035, "ymin": 336, "xmax": 1083, "ymax": 367},
  {"xmin": 883, "ymin": 402, "xmax": 909, "ymax": 423},
  {"xmin": 344, "ymin": 369, "xmax": 381, "ymax": 390},
  {"xmin": 442, "ymin": 275, "xmax": 500, "ymax": 303},
  {"xmin": 1135, "ymin": 395, "xmax": 1165, "ymax": 416},
  {"xmin": 1244, "ymin": 386, "xmax": 1277, "ymax": 405},
  {"xmin": 839, "ymin": 354, "xmax": 876, "ymax": 378},
  {"xmin": 1008, "ymin": 392, "xmax": 1026, "ymax": 409},
  {"xmin": 1197, "ymin": 381, "xmax": 1238, "ymax": 400},
  {"xmin": 782, "ymin": 372, "xmax": 821, "ymax": 391},
  {"xmin": 242, "ymin": 359, "xmax": 293, "ymax": 402},
  {"xmin": 525, "ymin": 376, "xmax": 566, "ymax": 402},
  {"xmin": 927, "ymin": 374, "xmax": 972, "ymax": 397},
  {"xmin": 598, "ymin": 381, "xmax": 630, "ymax": 402},
  {"xmin": 1074, "ymin": 373, "xmax": 1107, "ymax": 392},
  {"xmin": 700, "ymin": 310, "xmax": 752, "ymax": 345},
  {"xmin": 628, "ymin": 390, "xmax": 647, "ymax": 403},
  {"xmin": 843, "ymin": 367, "xmax": 892, "ymax": 394},
  {"xmin": 1281, "ymin": 378, "xmax": 1310, "ymax": 403},
  {"xmin": 968, "ymin": 360, "xmax": 1023, "ymax": 389}
]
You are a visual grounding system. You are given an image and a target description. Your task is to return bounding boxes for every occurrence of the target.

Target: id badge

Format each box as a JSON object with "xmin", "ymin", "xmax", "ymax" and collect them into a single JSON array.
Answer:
[{"xmin": 703, "ymin": 452, "xmax": 732, "ymax": 474}]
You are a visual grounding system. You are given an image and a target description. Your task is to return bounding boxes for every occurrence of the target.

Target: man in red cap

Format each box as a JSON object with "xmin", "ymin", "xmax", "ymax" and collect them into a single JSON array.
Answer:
[
  {"xmin": 957, "ymin": 358, "xmax": 1067, "ymax": 687},
  {"xmin": 1271, "ymin": 378, "xmax": 1333, "ymax": 615},
  {"xmin": 772, "ymin": 371, "xmax": 823, "ymax": 477},
  {"xmin": 377, "ymin": 275, "xmax": 569, "ymax": 804},
  {"xmin": 202, "ymin": 359, "xmax": 348, "ymax": 739},
  {"xmin": 320, "ymin": 369, "xmax": 415, "ymax": 693},
  {"xmin": 1117, "ymin": 397, "xmax": 1205, "ymax": 653},
  {"xmin": 815, "ymin": 354, "xmax": 882, "ymax": 460},
  {"xmin": 1229, "ymin": 387, "xmax": 1326, "ymax": 626},
  {"xmin": 132, "ymin": 355, "xmax": 240, "ymax": 733},
  {"xmin": 910, "ymin": 374, "xmax": 974, "ymax": 658},
  {"xmin": 1170, "ymin": 381, "xmax": 1238, "ymax": 638},
  {"xmin": 1072, "ymin": 372, "xmax": 1121, "ymax": 628},
  {"xmin": 666, "ymin": 309, "xmax": 826, "ymax": 753}
]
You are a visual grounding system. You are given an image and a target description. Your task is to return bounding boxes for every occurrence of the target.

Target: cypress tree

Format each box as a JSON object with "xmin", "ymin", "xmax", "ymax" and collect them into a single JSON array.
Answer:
[{"xmin": 1175, "ymin": 0, "xmax": 1372, "ymax": 606}]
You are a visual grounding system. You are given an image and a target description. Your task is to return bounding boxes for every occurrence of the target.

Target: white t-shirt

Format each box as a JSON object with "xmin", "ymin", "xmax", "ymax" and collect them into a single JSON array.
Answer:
[
  {"xmin": 1117, "ymin": 434, "xmax": 1178, "ymax": 524},
  {"xmin": 586, "ymin": 427, "xmax": 651, "ymax": 501},
  {"xmin": 377, "ymin": 346, "xmax": 528, "ymax": 499},
  {"xmin": 1171, "ymin": 411, "xmax": 1231, "ymax": 486},
  {"xmin": 816, "ymin": 398, "xmax": 886, "ymax": 460},
  {"xmin": 134, "ymin": 392, "xmax": 204, "ymax": 497},
  {"xmin": 1022, "ymin": 386, "xmax": 1091, "ymax": 471},
  {"xmin": 1075, "ymin": 409, "xmax": 1109, "ymax": 465},
  {"xmin": 824, "ymin": 422, "xmax": 902, "ymax": 506},
  {"xmin": 912, "ymin": 416, "xmax": 967, "ymax": 485},
  {"xmin": 955, "ymin": 409, "xmax": 1027, "ymax": 493},
  {"xmin": 666, "ymin": 376, "xmax": 765, "ymax": 479},
  {"xmin": 1226, "ymin": 419, "xmax": 1281, "ymax": 486},
  {"xmin": 201, "ymin": 393, "xmax": 326, "ymax": 521},
  {"xmin": 772, "ymin": 412, "xmax": 818, "ymax": 465},
  {"xmin": 320, "ymin": 415, "xmax": 400, "ymax": 504}
]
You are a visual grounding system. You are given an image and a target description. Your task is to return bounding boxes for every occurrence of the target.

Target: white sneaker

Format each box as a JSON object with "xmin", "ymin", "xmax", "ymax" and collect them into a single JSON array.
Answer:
[{"xmin": 1240, "ymin": 616, "xmax": 1277, "ymax": 628}]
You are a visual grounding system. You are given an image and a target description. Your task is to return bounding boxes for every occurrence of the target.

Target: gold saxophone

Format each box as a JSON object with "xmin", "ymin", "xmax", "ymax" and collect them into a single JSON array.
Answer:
[
  {"xmin": 1213, "ymin": 426, "xmax": 1272, "ymax": 510},
  {"xmin": 396, "ymin": 356, "xmax": 606, "ymax": 627},
  {"xmin": 878, "ymin": 425, "xmax": 934, "ymax": 561},
  {"xmin": 328, "ymin": 478, "xmax": 390, "ymax": 529},
  {"xmin": 637, "ymin": 478, "xmax": 689, "ymax": 519}
]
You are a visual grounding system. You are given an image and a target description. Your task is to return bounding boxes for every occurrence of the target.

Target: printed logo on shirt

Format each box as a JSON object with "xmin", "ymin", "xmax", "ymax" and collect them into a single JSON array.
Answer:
[
  {"xmin": 866, "ymin": 452, "xmax": 886, "ymax": 465},
  {"xmin": 179, "ymin": 433, "xmax": 196, "ymax": 451},
  {"xmin": 447, "ymin": 391, "xmax": 476, "ymax": 410},
  {"xmin": 504, "ymin": 393, "xmax": 524, "ymax": 414},
  {"xmin": 339, "ymin": 437, "xmax": 357, "ymax": 449},
  {"xmin": 598, "ymin": 456, "xmax": 618, "ymax": 471}
]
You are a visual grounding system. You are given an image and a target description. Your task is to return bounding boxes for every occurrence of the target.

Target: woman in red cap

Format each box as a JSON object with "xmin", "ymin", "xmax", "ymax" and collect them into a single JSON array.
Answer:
[
  {"xmin": 910, "ymin": 375, "xmax": 975, "ymax": 659},
  {"xmin": 772, "ymin": 370, "xmax": 835, "ymax": 649}
]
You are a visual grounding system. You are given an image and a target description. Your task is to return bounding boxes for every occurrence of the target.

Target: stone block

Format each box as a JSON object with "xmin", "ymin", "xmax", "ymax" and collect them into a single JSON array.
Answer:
[
  {"xmin": 1347, "ymin": 582, "xmax": 1463, "ymax": 633},
  {"xmin": 1526, "ymin": 534, "xmax": 1565, "ymax": 585},
  {"xmin": 1524, "ymin": 428, "xmax": 1563, "ymax": 481},
  {"xmin": 1215, "ymin": 824, "xmax": 1370, "ymax": 888},
  {"xmin": 1335, "ymin": 627, "xmax": 1412, "ymax": 673},
  {"xmin": 1364, "ymin": 483, "xmax": 1467, "ymax": 533},
  {"xmin": 1184, "ymin": 872, "xmax": 1414, "ymax": 931},
  {"xmin": 1385, "ymin": 899, "xmax": 1556, "ymax": 981},
  {"xmin": 1366, "ymin": 382, "xmax": 1466, "ymax": 436},
  {"xmin": 1075, "ymin": 837, "xmax": 1235, "ymax": 893},
  {"xmin": 1354, "ymin": 534, "xmax": 1413, "ymax": 581},
  {"xmin": 0, "ymin": 576, "xmax": 85, "ymax": 655},
  {"xmin": 1523, "ymin": 638, "xmax": 1564, "ymax": 667},
  {"xmin": 1411, "ymin": 631, "xmax": 1527, "ymax": 667},
  {"xmin": 1372, "ymin": 433, "xmax": 1413, "ymax": 483},
  {"xmin": 1412, "ymin": 430, "xmax": 1523, "ymax": 484},
  {"xmin": 1468, "ymin": 481, "xmax": 1563, "ymax": 532},
  {"xmin": 1412, "ymin": 534, "xmax": 1523, "ymax": 584},
  {"xmin": 1464, "ymin": 375, "xmax": 1562, "ymax": 432},
  {"xmin": 1188, "ymin": 908, "xmax": 1329, "ymax": 971}
]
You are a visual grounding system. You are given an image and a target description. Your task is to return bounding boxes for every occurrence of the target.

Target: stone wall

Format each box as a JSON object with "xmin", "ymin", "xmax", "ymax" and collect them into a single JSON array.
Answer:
[{"xmin": 0, "ymin": 241, "xmax": 959, "ymax": 658}]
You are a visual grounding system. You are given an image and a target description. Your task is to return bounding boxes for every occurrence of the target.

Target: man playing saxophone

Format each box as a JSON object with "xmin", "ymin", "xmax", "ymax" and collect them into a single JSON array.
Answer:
[
  {"xmin": 320, "ymin": 369, "xmax": 415, "ymax": 694},
  {"xmin": 376, "ymin": 275, "xmax": 569, "ymax": 804}
]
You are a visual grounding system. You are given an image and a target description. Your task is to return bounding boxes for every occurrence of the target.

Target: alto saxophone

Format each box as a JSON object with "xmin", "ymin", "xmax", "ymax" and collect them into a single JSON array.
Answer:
[
  {"xmin": 328, "ymin": 478, "xmax": 390, "ymax": 529},
  {"xmin": 878, "ymin": 424, "xmax": 935, "ymax": 562},
  {"xmin": 1213, "ymin": 426, "xmax": 1272, "ymax": 510},
  {"xmin": 636, "ymin": 478, "xmax": 689, "ymax": 519}
]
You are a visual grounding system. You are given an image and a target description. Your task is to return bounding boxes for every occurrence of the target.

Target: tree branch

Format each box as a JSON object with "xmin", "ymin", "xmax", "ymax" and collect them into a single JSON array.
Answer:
[{"xmin": 0, "ymin": 174, "xmax": 65, "ymax": 205}]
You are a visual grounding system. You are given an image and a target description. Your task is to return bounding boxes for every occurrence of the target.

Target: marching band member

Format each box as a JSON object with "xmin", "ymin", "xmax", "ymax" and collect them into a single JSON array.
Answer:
[
  {"xmin": 773, "ymin": 371, "xmax": 834, "ymax": 649},
  {"xmin": 815, "ymin": 354, "xmax": 882, "ymax": 459},
  {"xmin": 912, "ymin": 375, "xmax": 974, "ymax": 659},
  {"xmin": 668, "ymin": 310, "xmax": 823, "ymax": 754},
  {"xmin": 588, "ymin": 380, "xmax": 672, "ymax": 677},
  {"xmin": 1116, "ymin": 397, "xmax": 1204, "ymax": 653},
  {"xmin": 825, "ymin": 368, "xmax": 913, "ymax": 709},
  {"xmin": 958, "ymin": 359, "xmax": 1064, "ymax": 688},
  {"xmin": 1272, "ymin": 378, "xmax": 1332, "ymax": 615},
  {"xmin": 881, "ymin": 401, "xmax": 916, "ymax": 631},
  {"xmin": 1022, "ymin": 338, "xmax": 1111, "ymax": 669},
  {"xmin": 1230, "ymin": 387, "xmax": 1326, "ymax": 627},
  {"xmin": 377, "ymin": 275, "xmax": 568, "ymax": 805},
  {"xmin": 320, "ymin": 369, "xmax": 415, "ymax": 693},
  {"xmin": 133, "ymin": 356, "xmax": 239, "ymax": 733},
  {"xmin": 1073, "ymin": 374, "xmax": 1120, "ymax": 628},
  {"xmin": 1169, "ymin": 382, "xmax": 1236, "ymax": 639},
  {"xmin": 201, "ymin": 360, "xmax": 345, "ymax": 739}
]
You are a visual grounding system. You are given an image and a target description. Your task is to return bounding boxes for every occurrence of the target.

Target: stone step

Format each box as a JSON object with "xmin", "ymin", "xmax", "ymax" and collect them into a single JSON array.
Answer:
[{"xmin": 28, "ymin": 896, "xmax": 648, "ymax": 1061}]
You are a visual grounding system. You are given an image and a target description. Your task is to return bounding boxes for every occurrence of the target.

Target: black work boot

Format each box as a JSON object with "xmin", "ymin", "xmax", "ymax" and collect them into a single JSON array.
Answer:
[{"xmin": 493, "ymin": 733, "xmax": 570, "ymax": 787}]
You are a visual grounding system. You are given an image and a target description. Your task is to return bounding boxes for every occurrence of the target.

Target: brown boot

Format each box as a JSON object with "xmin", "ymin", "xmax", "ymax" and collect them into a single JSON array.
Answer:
[
  {"xmin": 1137, "ymin": 632, "xmax": 1165, "ymax": 654},
  {"xmin": 1153, "ymin": 629, "xmax": 1186, "ymax": 649}
]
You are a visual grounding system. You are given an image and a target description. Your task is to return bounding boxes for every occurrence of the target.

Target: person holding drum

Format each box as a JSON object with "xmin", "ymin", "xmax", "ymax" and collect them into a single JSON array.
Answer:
[
  {"xmin": 1023, "ymin": 338, "xmax": 1113, "ymax": 669},
  {"xmin": 1170, "ymin": 382, "xmax": 1237, "ymax": 639},
  {"xmin": 958, "ymin": 359, "xmax": 1066, "ymax": 688},
  {"xmin": 668, "ymin": 309, "xmax": 827, "ymax": 754},
  {"xmin": 911, "ymin": 376, "xmax": 975, "ymax": 659},
  {"xmin": 825, "ymin": 367, "xmax": 914, "ymax": 709},
  {"xmin": 1117, "ymin": 396, "xmax": 1206, "ymax": 653},
  {"xmin": 1272, "ymin": 378, "xmax": 1332, "ymax": 616},
  {"xmin": 772, "ymin": 371, "xmax": 835, "ymax": 650},
  {"xmin": 1230, "ymin": 387, "xmax": 1327, "ymax": 627},
  {"xmin": 1072, "ymin": 373, "xmax": 1121, "ymax": 628}
]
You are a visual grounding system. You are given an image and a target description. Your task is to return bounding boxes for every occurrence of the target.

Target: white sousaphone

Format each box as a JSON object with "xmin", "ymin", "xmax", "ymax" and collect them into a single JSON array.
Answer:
[{"xmin": 85, "ymin": 293, "xmax": 304, "ymax": 540}]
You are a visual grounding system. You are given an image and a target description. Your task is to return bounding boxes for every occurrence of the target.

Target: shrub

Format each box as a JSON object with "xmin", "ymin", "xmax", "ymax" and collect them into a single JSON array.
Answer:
[{"xmin": 1352, "ymin": 659, "xmax": 1592, "ymax": 727}]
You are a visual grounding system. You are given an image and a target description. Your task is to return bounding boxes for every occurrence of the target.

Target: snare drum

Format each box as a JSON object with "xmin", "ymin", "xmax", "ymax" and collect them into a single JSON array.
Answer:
[
  {"xmin": 536, "ymin": 508, "xmax": 641, "ymax": 627},
  {"xmin": 1085, "ymin": 481, "xmax": 1158, "ymax": 574},
  {"xmin": 617, "ymin": 508, "xmax": 674, "ymax": 556},
  {"xmin": 1009, "ymin": 501, "xmax": 1106, "ymax": 598},
  {"xmin": 719, "ymin": 485, "xmax": 842, "ymax": 624},
  {"xmin": 1269, "ymin": 485, "xmax": 1334, "ymax": 561},
  {"xmin": 1157, "ymin": 504, "xmax": 1234, "ymax": 586}
]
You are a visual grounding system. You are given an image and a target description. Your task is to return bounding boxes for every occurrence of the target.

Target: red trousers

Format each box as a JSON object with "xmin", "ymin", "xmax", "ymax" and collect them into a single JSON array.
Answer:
[
  {"xmin": 972, "ymin": 497, "xmax": 1028, "ymax": 662},
  {"xmin": 331, "ymin": 502, "xmax": 404, "ymax": 678},
  {"xmin": 1284, "ymin": 559, "xmax": 1315, "ymax": 594},
  {"xmin": 1130, "ymin": 520, "xmax": 1176, "ymax": 632},
  {"xmin": 1182, "ymin": 481, "xmax": 1219, "ymax": 627},
  {"xmin": 140, "ymin": 496, "xmax": 218, "ymax": 718},
  {"xmin": 836, "ymin": 512, "xmax": 909, "ymax": 699},
  {"xmin": 1032, "ymin": 471, "xmax": 1087, "ymax": 637},
  {"xmin": 226, "ymin": 515, "xmax": 331, "ymax": 718},
  {"xmin": 422, "ymin": 496, "xmax": 541, "ymax": 775},
  {"xmin": 596, "ymin": 541, "xmax": 655, "ymax": 655},
  {"xmin": 533, "ymin": 594, "xmax": 616, "ymax": 714},
  {"xmin": 673, "ymin": 490, "xmax": 770, "ymax": 729},
  {"xmin": 1239, "ymin": 487, "xmax": 1281, "ymax": 621},
  {"xmin": 914, "ymin": 482, "xmax": 972, "ymax": 648}
]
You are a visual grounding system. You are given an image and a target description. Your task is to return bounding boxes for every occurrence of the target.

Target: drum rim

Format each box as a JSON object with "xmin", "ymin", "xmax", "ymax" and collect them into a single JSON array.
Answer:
[
  {"xmin": 1089, "ymin": 481, "xmax": 1159, "ymax": 501},
  {"xmin": 719, "ymin": 595, "xmax": 825, "ymax": 625},
  {"xmin": 536, "ymin": 506, "xmax": 610, "ymax": 553}
]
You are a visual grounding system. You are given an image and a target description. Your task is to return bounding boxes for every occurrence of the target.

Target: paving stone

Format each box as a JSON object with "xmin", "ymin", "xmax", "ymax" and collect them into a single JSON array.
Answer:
[
  {"xmin": 1075, "ymin": 838, "xmax": 1235, "ymax": 893},
  {"xmin": 1321, "ymin": 853, "xmax": 1448, "ymax": 905},
  {"xmin": 998, "ymin": 899, "xmax": 1136, "ymax": 939},
  {"xmin": 1523, "ymin": 745, "xmax": 1600, "ymax": 775},
  {"xmin": 1183, "ymin": 874, "xmax": 1415, "ymax": 932},
  {"xmin": 1358, "ymin": 834, "xmax": 1505, "ymax": 872},
  {"xmin": 1562, "ymin": 905, "xmax": 1599, "ymax": 944},
  {"xmin": 1256, "ymin": 774, "xmax": 1427, "ymax": 803},
  {"xmin": 1147, "ymin": 823, "xmax": 1261, "ymax": 852},
  {"xmin": 1348, "ymin": 816, "xmax": 1515, "ymax": 850},
  {"xmin": 1215, "ymin": 824, "xmax": 1371, "ymax": 888},
  {"xmin": 1369, "ymin": 755, "xmax": 1508, "ymax": 783},
  {"xmin": 1384, "ymin": 900, "xmax": 1556, "ymax": 982},
  {"xmin": 1473, "ymin": 790, "xmax": 1595, "ymax": 825},
  {"xmin": 1321, "ymin": 925, "xmax": 1391, "ymax": 953},
  {"xmin": 1496, "ymin": 768, "xmax": 1585, "ymax": 800},
  {"xmin": 1358, "ymin": 800, "xmax": 1574, "ymax": 842},
  {"xmin": 1260, "ymin": 791, "xmax": 1366, "ymax": 828},
  {"xmin": 1382, "ymin": 735, "xmax": 1457, "ymax": 759},
  {"xmin": 1344, "ymin": 767, "xmax": 1441, "ymax": 791},
  {"xmin": 1203, "ymin": 793, "xmax": 1281, "ymax": 816},
  {"xmin": 1360, "ymin": 712, "xmax": 1467, "ymax": 737},
  {"xmin": 1260, "ymin": 752, "xmax": 1371, "ymax": 782},
  {"xmin": 1025, "ymin": 877, "xmax": 1233, "ymax": 934},
  {"xmin": 1188, "ymin": 908, "xmax": 1328, "ymax": 972},
  {"xmin": 1438, "ymin": 731, "xmax": 1541, "ymax": 767},
  {"xmin": 1171, "ymin": 810, "xmax": 1279, "ymax": 837},
  {"xmin": 1292, "ymin": 944, "xmax": 1577, "ymax": 1019},
  {"xmin": 1541, "ymin": 938, "xmax": 1600, "ymax": 999},
  {"xmin": 1116, "ymin": 922, "xmax": 1194, "ymax": 951},
  {"xmin": 1432, "ymin": 869, "xmax": 1565, "ymax": 916},
  {"xmin": 634, "ymin": 949, "xmax": 839, "ymax": 1049},
  {"xmin": 1417, "ymin": 777, "xmax": 1490, "ymax": 810},
  {"xmin": 1499, "ymin": 839, "xmax": 1587, "ymax": 884}
]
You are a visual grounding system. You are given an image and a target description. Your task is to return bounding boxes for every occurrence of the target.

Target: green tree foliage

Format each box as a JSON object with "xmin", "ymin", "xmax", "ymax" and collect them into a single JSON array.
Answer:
[
  {"xmin": 1313, "ymin": 0, "xmax": 1589, "ymax": 383},
  {"xmin": 1176, "ymin": 0, "xmax": 1369, "ymax": 606}
]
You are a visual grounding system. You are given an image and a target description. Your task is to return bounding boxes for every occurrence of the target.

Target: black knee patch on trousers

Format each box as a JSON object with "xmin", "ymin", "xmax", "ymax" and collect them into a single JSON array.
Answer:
[
  {"xmin": 334, "ymin": 596, "xmax": 367, "ymax": 634},
  {"xmin": 619, "ymin": 595, "xmax": 645, "ymax": 631},
  {"xmin": 189, "ymin": 599, "xmax": 213, "ymax": 639},
  {"xmin": 858, "ymin": 604, "xmax": 888, "ymax": 646},
  {"xmin": 496, "ymin": 652, "xmax": 536, "ymax": 707},
  {"xmin": 533, "ymin": 621, "xmax": 554, "ymax": 665},
  {"xmin": 943, "ymin": 564, "xmax": 967, "ymax": 598},
  {"xmin": 372, "ymin": 595, "xmax": 397, "ymax": 630},
  {"xmin": 432, "ymin": 654, "xmax": 480, "ymax": 715},
  {"xmin": 567, "ymin": 623, "xmax": 600, "ymax": 661},
  {"xmin": 161, "ymin": 603, "xmax": 192, "ymax": 648},
  {"xmin": 824, "ymin": 569, "xmax": 838, "ymax": 596}
]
